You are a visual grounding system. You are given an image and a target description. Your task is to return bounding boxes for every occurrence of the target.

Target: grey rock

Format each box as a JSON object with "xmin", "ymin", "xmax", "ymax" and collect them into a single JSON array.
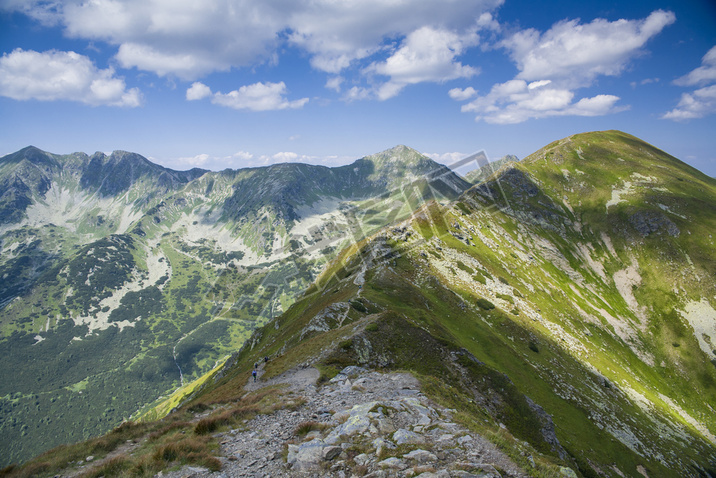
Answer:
[
  {"xmin": 393, "ymin": 428, "xmax": 424, "ymax": 445},
  {"xmin": 340, "ymin": 365, "xmax": 367, "ymax": 377},
  {"xmin": 286, "ymin": 438, "xmax": 325, "ymax": 471},
  {"xmin": 354, "ymin": 453, "xmax": 373, "ymax": 467},
  {"xmin": 403, "ymin": 449, "xmax": 438, "ymax": 464},
  {"xmin": 378, "ymin": 457, "xmax": 406, "ymax": 470},
  {"xmin": 629, "ymin": 210, "xmax": 680, "ymax": 237},
  {"xmin": 415, "ymin": 471, "xmax": 450, "ymax": 478},
  {"xmin": 559, "ymin": 467, "xmax": 579, "ymax": 478},
  {"xmin": 457, "ymin": 435, "xmax": 474, "ymax": 445},
  {"xmin": 323, "ymin": 445, "xmax": 342, "ymax": 461}
]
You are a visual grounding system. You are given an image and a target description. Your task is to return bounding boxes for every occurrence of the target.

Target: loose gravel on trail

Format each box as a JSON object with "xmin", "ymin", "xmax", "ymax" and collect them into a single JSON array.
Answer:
[{"xmin": 158, "ymin": 364, "xmax": 530, "ymax": 478}]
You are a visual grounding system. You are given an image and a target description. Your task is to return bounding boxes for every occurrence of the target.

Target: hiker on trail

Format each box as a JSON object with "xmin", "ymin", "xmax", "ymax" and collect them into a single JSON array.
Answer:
[
  {"xmin": 264, "ymin": 356, "xmax": 269, "ymax": 363},
  {"xmin": 252, "ymin": 369, "xmax": 257, "ymax": 382},
  {"xmin": 254, "ymin": 362, "xmax": 258, "ymax": 369}
]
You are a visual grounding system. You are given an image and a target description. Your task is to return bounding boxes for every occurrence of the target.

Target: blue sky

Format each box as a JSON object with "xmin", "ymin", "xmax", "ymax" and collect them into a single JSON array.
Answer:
[{"xmin": 1, "ymin": 0, "xmax": 715, "ymax": 176}]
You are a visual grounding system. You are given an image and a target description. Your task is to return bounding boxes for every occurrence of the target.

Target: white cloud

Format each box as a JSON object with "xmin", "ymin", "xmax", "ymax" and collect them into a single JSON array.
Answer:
[
  {"xmin": 287, "ymin": 0, "xmax": 502, "ymax": 74},
  {"xmin": 211, "ymin": 82, "xmax": 308, "ymax": 111},
  {"xmin": 232, "ymin": 151, "xmax": 254, "ymax": 160},
  {"xmin": 272, "ymin": 151, "xmax": 299, "ymax": 162},
  {"xmin": 157, "ymin": 149, "xmax": 361, "ymax": 170},
  {"xmin": 187, "ymin": 80, "xmax": 307, "ymax": 111},
  {"xmin": 186, "ymin": 81, "xmax": 212, "ymax": 100},
  {"xmin": 164, "ymin": 150, "xmax": 257, "ymax": 170},
  {"xmin": 630, "ymin": 77, "xmax": 659, "ymax": 88},
  {"xmin": 528, "ymin": 79, "xmax": 551, "ymax": 90},
  {"xmin": 664, "ymin": 45, "xmax": 716, "ymax": 120},
  {"xmin": 343, "ymin": 86, "xmax": 372, "ymax": 102},
  {"xmin": 462, "ymin": 79, "xmax": 623, "ymax": 124},
  {"xmin": 366, "ymin": 26, "xmax": 480, "ymax": 100},
  {"xmin": 663, "ymin": 84, "xmax": 716, "ymax": 120},
  {"xmin": 0, "ymin": 48, "xmax": 142, "ymax": 106},
  {"xmin": 503, "ymin": 9, "xmax": 675, "ymax": 86},
  {"xmin": 116, "ymin": 43, "xmax": 229, "ymax": 79},
  {"xmin": 61, "ymin": 0, "xmax": 284, "ymax": 80},
  {"xmin": 325, "ymin": 76, "xmax": 344, "ymax": 92},
  {"xmin": 674, "ymin": 45, "xmax": 716, "ymax": 86},
  {"xmin": 176, "ymin": 153, "xmax": 211, "ymax": 167},
  {"xmin": 455, "ymin": 10, "xmax": 671, "ymax": 123},
  {"xmin": 449, "ymin": 87, "xmax": 477, "ymax": 101},
  {"xmin": 8, "ymin": 0, "xmax": 502, "ymax": 81}
]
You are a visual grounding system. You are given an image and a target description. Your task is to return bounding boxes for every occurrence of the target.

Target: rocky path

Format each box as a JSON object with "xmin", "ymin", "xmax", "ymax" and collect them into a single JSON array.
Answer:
[
  {"xmin": 243, "ymin": 361, "xmax": 320, "ymax": 394},
  {"xmin": 159, "ymin": 366, "xmax": 531, "ymax": 478}
]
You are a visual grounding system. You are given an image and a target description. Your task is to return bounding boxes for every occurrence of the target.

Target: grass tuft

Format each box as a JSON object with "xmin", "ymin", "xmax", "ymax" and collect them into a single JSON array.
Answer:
[{"xmin": 294, "ymin": 421, "xmax": 330, "ymax": 437}]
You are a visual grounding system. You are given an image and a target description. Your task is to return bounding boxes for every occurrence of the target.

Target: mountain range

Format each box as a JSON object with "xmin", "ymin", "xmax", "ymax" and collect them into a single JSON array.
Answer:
[
  {"xmin": 1, "ymin": 130, "xmax": 715, "ymax": 477},
  {"xmin": 0, "ymin": 143, "xmax": 469, "ymax": 466}
]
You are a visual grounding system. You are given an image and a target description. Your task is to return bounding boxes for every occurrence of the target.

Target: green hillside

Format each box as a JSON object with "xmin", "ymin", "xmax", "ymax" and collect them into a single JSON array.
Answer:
[{"xmin": 174, "ymin": 130, "xmax": 716, "ymax": 476}]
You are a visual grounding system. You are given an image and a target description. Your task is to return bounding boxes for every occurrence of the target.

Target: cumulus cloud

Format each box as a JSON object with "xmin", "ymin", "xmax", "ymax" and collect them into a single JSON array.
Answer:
[
  {"xmin": 287, "ymin": 0, "xmax": 502, "ymax": 74},
  {"xmin": 449, "ymin": 87, "xmax": 477, "ymax": 101},
  {"xmin": 663, "ymin": 84, "xmax": 716, "ymax": 120},
  {"xmin": 186, "ymin": 81, "xmax": 308, "ymax": 111},
  {"xmin": 212, "ymin": 82, "xmax": 308, "ymax": 111},
  {"xmin": 8, "ymin": 0, "xmax": 502, "ymax": 82},
  {"xmin": 272, "ymin": 151, "xmax": 299, "ymax": 162},
  {"xmin": 0, "ymin": 48, "xmax": 142, "ymax": 106},
  {"xmin": 186, "ymin": 82, "xmax": 212, "ymax": 100},
  {"xmin": 365, "ymin": 26, "xmax": 480, "ymax": 100},
  {"xmin": 176, "ymin": 153, "xmax": 211, "ymax": 168},
  {"xmin": 461, "ymin": 79, "xmax": 623, "ymax": 124},
  {"xmin": 673, "ymin": 46, "xmax": 716, "ymax": 86},
  {"xmin": 504, "ymin": 9, "xmax": 675, "ymax": 87},
  {"xmin": 165, "ymin": 150, "xmax": 257, "ymax": 170},
  {"xmin": 325, "ymin": 76, "xmax": 343, "ymax": 92},
  {"xmin": 232, "ymin": 151, "xmax": 254, "ymax": 161},
  {"xmin": 664, "ymin": 46, "xmax": 716, "ymax": 121},
  {"xmin": 453, "ymin": 10, "xmax": 671, "ymax": 123},
  {"xmin": 343, "ymin": 86, "xmax": 372, "ymax": 102}
]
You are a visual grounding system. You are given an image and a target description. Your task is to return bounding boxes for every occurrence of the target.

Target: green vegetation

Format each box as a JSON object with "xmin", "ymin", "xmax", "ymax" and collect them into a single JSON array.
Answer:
[
  {"xmin": 2, "ymin": 132, "xmax": 716, "ymax": 477},
  {"xmin": 0, "ymin": 384, "xmax": 296, "ymax": 478}
]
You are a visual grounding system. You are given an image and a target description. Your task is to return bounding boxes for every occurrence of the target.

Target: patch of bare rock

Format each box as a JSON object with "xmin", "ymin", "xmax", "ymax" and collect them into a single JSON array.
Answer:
[{"xmin": 158, "ymin": 366, "xmax": 540, "ymax": 478}]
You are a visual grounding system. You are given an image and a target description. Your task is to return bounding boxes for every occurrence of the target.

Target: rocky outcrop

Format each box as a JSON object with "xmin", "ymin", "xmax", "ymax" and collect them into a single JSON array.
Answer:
[
  {"xmin": 629, "ymin": 210, "xmax": 680, "ymax": 237},
  {"xmin": 160, "ymin": 366, "xmax": 548, "ymax": 478}
]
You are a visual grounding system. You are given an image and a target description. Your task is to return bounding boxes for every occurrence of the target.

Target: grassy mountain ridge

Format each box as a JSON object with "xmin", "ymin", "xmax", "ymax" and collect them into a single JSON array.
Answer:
[
  {"xmin": 133, "ymin": 130, "xmax": 715, "ymax": 477},
  {"xmin": 463, "ymin": 154, "xmax": 519, "ymax": 184},
  {"xmin": 0, "ymin": 143, "xmax": 469, "ymax": 465}
]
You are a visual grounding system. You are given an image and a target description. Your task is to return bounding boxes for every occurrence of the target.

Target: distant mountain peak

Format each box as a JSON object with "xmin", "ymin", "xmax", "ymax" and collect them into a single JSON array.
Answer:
[
  {"xmin": 463, "ymin": 154, "xmax": 520, "ymax": 184},
  {"xmin": 365, "ymin": 144, "xmax": 422, "ymax": 159}
]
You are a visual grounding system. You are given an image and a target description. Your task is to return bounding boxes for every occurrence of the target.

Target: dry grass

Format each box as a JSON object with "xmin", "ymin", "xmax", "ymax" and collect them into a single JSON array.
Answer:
[
  {"xmin": 0, "ymin": 387, "xmax": 291, "ymax": 478},
  {"xmin": 77, "ymin": 455, "xmax": 132, "ymax": 478},
  {"xmin": 294, "ymin": 420, "xmax": 330, "ymax": 437}
]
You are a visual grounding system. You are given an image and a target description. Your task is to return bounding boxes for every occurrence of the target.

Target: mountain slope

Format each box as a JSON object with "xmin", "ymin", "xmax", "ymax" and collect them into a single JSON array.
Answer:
[
  {"xmin": 134, "ymin": 130, "xmax": 716, "ymax": 477},
  {"xmin": 0, "ymin": 144, "xmax": 470, "ymax": 466},
  {"xmin": 5, "ymin": 131, "xmax": 716, "ymax": 477},
  {"xmin": 463, "ymin": 154, "xmax": 519, "ymax": 184}
]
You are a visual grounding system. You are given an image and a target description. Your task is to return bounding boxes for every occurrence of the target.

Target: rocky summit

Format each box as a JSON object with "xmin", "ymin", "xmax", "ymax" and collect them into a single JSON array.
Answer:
[{"xmin": 2, "ymin": 130, "xmax": 716, "ymax": 478}]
